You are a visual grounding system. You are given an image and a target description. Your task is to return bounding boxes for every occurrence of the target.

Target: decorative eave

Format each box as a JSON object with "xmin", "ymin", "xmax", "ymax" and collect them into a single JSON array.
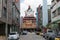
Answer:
[{"xmin": 23, "ymin": 17, "xmax": 36, "ymax": 20}]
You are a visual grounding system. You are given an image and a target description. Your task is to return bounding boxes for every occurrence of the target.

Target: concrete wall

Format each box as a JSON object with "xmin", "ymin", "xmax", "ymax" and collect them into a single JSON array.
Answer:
[{"xmin": 0, "ymin": 0, "xmax": 2, "ymax": 17}]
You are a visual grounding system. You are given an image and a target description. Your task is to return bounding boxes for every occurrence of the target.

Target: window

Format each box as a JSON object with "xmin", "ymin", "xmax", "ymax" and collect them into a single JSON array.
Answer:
[
  {"xmin": 56, "ymin": 0, "xmax": 60, "ymax": 2},
  {"xmin": 17, "ymin": 18, "xmax": 18, "ymax": 21},
  {"xmin": 0, "ymin": 1, "xmax": 1, "ymax": 4},
  {"xmin": 3, "ymin": 7, "xmax": 7, "ymax": 18},
  {"xmin": 0, "ymin": 0, "xmax": 1, "ymax": 4},
  {"xmin": 58, "ymin": 7, "xmax": 60, "ymax": 15},
  {"xmin": 52, "ymin": 0, "xmax": 54, "ymax": 2},
  {"xmin": 9, "ymin": 33, "xmax": 16, "ymax": 35},
  {"xmin": 12, "ymin": 6, "xmax": 15, "ymax": 18},
  {"xmin": 52, "ymin": 10, "xmax": 56, "ymax": 18},
  {"xmin": 5, "ymin": 0, "xmax": 7, "ymax": 4},
  {"xmin": 51, "ymin": 3, "xmax": 56, "ymax": 9},
  {"xmin": 48, "ymin": 30, "xmax": 53, "ymax": 33}
]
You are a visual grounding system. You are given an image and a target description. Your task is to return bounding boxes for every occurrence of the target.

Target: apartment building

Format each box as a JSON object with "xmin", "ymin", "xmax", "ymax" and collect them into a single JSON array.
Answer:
[
  {"xmin": 0, "ymin": 0, "xmax": 12, "ymax": 35},
  {"xmin": 51, "ymin": 0, "xmax": 60, "ymax": 30},
  {"xmin": 11, "ymin": 0, "xmax": 20, "ymax": 32},
  {"xmin": 0, "ymin": 0, "xmax": 20, "ymax": 35},
  {"xmin": 36, "ymin": 5, "xmax": 42, "ymax": 28},
  {"xmin": 36, "ymin": 5, "xmax": 51, "ymax": 28}
]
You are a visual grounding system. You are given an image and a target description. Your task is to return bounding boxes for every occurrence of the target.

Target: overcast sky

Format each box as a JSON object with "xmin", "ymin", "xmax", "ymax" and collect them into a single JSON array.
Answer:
[{"xmin": 20, "ymin": 0, "xmax": 52, "ymax": 17}]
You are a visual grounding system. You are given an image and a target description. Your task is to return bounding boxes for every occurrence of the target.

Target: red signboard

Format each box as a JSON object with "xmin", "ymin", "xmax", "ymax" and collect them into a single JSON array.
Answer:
[
  {"xmin": 26, "ymin": 24, "xmax": 32, "ymax": 26},
  {"xmin": 15, "ymin": 0, "xmax": 19, "ymax": 2}
]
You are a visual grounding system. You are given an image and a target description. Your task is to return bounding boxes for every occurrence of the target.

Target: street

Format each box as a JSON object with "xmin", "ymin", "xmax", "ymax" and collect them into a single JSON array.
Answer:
[
  {"xmin": 19, "ymin": 32, "xmax": 45, "ymax": 40},
  {"xmin": 0, "ymin": 0, "xmax": 59, "ymax": 40}
]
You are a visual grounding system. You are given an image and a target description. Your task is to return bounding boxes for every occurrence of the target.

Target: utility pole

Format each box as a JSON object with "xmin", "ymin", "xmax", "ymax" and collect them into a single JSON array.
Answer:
[{"xmin": 5, "ymin": 0, "xmax": 8, "ymax": 40}]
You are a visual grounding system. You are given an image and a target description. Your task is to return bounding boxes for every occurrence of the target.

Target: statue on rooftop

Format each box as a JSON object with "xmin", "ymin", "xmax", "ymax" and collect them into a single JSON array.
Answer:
[{"xmin": 25, "ymin": 5, "xmax": 34, "ymax": 17}]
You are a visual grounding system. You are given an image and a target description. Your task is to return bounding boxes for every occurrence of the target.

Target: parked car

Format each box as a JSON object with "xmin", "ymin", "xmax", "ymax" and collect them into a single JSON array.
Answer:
[
  {"xmin": 40, "ymin": 32, "xmax": 44, "ymax": 36},
  {"xmin": 43, "ymin": 29, "xmax": 57, "ymax": 40},
  {"xmin": 35, "ymin": 31, "xmax": 40, "ymax": 35},
  {"xmin": 35, "ymin": 28, "xmax": 41, "ymax": 35},
  {"xmin": 55, "ymin": 31, "xmax": 60, "ymax": 40},
  {"xmin": 22, "ymin": 31, "xmax": 27, "ymax": 35},
  {"xmin": 8, "ymin": 32, "xmax": 19, "ymax": 40},
  {"xmin": 43, "ymin": 32, "xmax": 47, "ymax": 38}
]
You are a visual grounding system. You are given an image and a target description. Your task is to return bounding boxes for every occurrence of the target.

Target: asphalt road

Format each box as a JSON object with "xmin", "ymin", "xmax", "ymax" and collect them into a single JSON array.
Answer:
[{"xmin": 19, "ymin": 32, "xmax": 45, "ymax": 40}]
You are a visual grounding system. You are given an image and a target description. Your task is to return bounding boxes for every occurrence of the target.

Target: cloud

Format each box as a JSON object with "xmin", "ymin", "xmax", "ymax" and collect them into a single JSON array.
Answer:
[
  {"xmin": 20, "ymin": 0, "xmax": 24, "ymax": 3},
  {"xmin": 20, "ymin": 3, "xmax": 28, "ymax": 16},
  {"xmin": 20, "ymin": 0, "xmax": 52, "ymax": 17}
]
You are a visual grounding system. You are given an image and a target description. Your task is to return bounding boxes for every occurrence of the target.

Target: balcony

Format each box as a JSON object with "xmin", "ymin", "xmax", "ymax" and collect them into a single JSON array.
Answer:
[
  {"xmin": 51, "ymin": 1, "xmax": 56, "ymax": 9},
  {"xmin": 52, "ymin": 15, "xmax": 60, "ymax": 22},
  {"xmin": 52, "ymin": 0, "xmax": 54, "ymax": 2},
  {"xmin": 51, "ymin": 1, "xmax": 60, "ymax": 12}
]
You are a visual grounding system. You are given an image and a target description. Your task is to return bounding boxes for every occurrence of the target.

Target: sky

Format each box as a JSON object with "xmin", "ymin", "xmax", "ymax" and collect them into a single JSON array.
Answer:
[{"xmin": 20, "ymin": 0, "xmax": 52, "ymax": 17}]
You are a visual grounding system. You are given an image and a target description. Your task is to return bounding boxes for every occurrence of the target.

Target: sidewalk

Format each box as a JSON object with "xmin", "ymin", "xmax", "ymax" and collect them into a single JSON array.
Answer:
[{"xmin": 0, "ymin": 36, "xmax": 6, "ymax": 40}]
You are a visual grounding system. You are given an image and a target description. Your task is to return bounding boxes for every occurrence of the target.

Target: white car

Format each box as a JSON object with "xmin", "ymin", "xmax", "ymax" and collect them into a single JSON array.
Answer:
[
  {"xmin": 8, "ymin": 32, "xmax": 19, "ymax": 40},
  {"xmin": 44, "ymin": 29, "xmax": 57, "ymax": 40},
  {"xmin": 22, "ymin": 31, "xmax": 27, "ymax": 35}
]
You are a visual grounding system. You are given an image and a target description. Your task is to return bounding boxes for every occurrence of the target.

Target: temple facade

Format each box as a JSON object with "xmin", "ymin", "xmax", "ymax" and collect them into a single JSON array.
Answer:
[{"xmin": 22, "ymin": 6, "xmax": 36, "ymax": 31}]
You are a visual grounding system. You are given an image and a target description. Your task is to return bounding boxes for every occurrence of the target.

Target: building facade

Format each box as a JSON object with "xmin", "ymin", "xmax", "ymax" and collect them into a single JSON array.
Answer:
[
  {"xmin": 20, "ymin": 16, "xmax": 23, "ymax": 28},
  {"xmin": 36, "ymin": 5, "xmax": 42, "ymax": 28},
  {"xmin": 51, "ymin": 0, "xmax": 60, "ymax": 30},
  {"xmin": 22, "ymin": 6, "xmax": 36, "ymax": 31},
  {"xmin": 22, "ymin": 17, "xmax": 36, "ymax": 29},
  {"xmin": 0, "ymin": 0, "xmax": 20, "ymax": 35},
  {"xmin": 48, "ymin": 5, "xmax": 51, "ymax": 23},
  {"xmin": 11, "ymin": 0, "xmax": 20, "ymax": 33},
  {"xmin": 51, "ymin": 0, "xmax": 60, "ymax": 22},
  {"xmin": 42, "ymin": 0, "xmax": 48, "ymax": 26},
  {"xmin": 36, "ymin": 5, "xmax": 51, "ymax": 29}
]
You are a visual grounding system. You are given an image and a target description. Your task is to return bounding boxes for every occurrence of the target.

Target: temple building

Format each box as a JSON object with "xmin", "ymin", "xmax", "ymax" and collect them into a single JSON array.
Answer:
[{"xmin": 22, "ymin": 6, "xmax": 36, "ymax": 31}]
